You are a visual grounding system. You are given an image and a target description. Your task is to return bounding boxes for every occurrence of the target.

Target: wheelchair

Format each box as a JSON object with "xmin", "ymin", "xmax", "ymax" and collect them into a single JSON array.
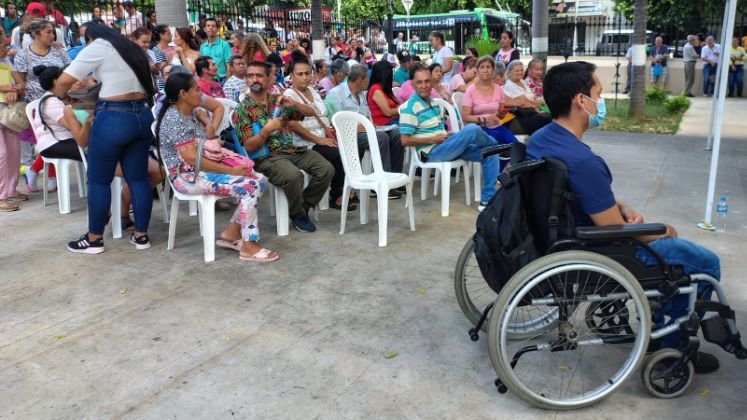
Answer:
[{"xmin": 454, "ymin": 143, "xmax": 747, "ymax": 410}]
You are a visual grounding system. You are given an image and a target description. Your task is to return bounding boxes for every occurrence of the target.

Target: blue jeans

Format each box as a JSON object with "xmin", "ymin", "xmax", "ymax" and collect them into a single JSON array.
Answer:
[
  {"xmin": 728, "ymin": 64, "xmax": 744, "ymax": 96},
  {"xmin": 635, "ymin": 237, "xmax": 721, "ymax": 347},
  {"xmin": 703, "ymin": 64, "xmax": 717, "ymax": 95},
  {"xmin": 87, "ymin": 99, "xmax": 155, "ymax": 235},
  {"xmin": 427, "ymin": 124, "xmax": 499, "ymax": 203},
  {"xmin": 482, "ymin": 125, "xmax": 517, "ymax": 172}
]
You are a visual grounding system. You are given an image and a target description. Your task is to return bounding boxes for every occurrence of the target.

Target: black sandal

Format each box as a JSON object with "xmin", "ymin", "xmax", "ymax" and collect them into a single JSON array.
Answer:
[{"xmin": 329, "ymin": 199, "xmax": 357, "ymax": 211}]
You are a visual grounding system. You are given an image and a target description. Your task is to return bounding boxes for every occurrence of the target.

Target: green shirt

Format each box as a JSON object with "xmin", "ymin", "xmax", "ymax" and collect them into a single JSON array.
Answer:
[
  {"xmin": 199, "ymin": 38, "xmax": 232, "ymax": 79},
  {"xmin": 393, "ymin": 67, "xmax": 409, "ymax": 86}
]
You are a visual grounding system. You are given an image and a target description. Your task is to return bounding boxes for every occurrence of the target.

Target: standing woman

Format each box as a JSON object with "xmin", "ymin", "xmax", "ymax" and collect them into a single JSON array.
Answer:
[
  {"xmin": 241, "ymin": 32, "xmax": 270, "ymax": 64},
  {"xmin": 151, "ymin": 25, "xmax": 172, "ymax": 92},
  {"xmin": 169, "ymin": 27, "xmax": 200, "ymax": 74},
  {"xmin": 494, "ymin": 31, "xmax": 520, "ymax": 65},
  {"xmin": 367, "ymin": 60, "xmax": 399, "ymax": 126},
  {"xmin": 12, "ymin": 19, "xmax": 70, "ymax": 103},
  {"xmin": 52, "ymin": 24, "xmax": 157, "ymax": 254},
  {"xmin": 0, "ymin": 30, "xmax": 25, "ymax": 211},
  {"xmin": 228, "ymin": 31, "xmax": 243, "ymax": 55}
]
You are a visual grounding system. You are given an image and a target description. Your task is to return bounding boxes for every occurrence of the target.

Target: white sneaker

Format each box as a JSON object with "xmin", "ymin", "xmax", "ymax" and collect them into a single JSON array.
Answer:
[
  {"xmin": 24, "ymin": 168, "xmax": 39, "ymax": 192},
  {"xmin": 477, "ymin": 201, "xmax": 488, "ymax": 212}
]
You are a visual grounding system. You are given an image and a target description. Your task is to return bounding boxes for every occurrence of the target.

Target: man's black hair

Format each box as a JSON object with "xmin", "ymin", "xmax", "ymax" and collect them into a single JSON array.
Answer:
[
  {"xmin": 247, "ymin": 60, "xmax": 270, "ymax": 76},
  {"xmin": 543, "ymin": 61, "xmax": 597, "ymax": 119},
  {"xmin": 195, "ymin": 56, "xmax": 212, "ymax": 77}
]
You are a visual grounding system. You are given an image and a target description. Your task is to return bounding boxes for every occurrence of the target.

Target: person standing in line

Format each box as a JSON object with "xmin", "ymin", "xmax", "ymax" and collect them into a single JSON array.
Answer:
[
  {"xmin": 728, "ymin": 37, "xmax": 745, "ymax": 97},
  {"xmin": 199, "ymin": 17, "xmax": 232, "ymax": 84},
  {"xmin": 682, "ymin": 35, "xmax": 699, "ymax": 97},
  {"xmin": 428, "ymin": 31, "xmax": 454, "ymax": 86},
  {"xmin": 701, "ymin": 36, "xmax": 720, "ymax": 97},
  {"xmin": 649, "ymin": 36, "xmax": 669, "ymax": 89}
]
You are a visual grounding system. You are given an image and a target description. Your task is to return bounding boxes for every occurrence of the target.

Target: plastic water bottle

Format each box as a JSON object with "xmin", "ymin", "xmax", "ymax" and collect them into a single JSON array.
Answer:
[
  {"xmin": 716, "ymin": 196, "xmax": 728, "ymax": 232},
  {"xmin": 271, "ymin": 103, "xmax": 282, "ymax": 119}
]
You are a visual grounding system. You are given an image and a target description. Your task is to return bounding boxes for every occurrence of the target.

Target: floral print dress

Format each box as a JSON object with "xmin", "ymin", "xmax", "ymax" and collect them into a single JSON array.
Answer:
[{"xmin": 158, "ymin": 106, "xmax": 266, "ymax": 242}]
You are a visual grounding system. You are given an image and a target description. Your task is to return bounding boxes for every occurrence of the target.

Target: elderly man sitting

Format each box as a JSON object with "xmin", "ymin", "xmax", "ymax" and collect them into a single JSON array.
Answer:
[{"xmin": 399, "ymin": 65, "xmax": 500, "ymax": 210}]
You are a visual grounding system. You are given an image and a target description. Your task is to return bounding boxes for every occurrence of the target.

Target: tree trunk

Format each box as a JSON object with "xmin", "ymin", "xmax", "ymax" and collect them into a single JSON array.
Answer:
[
  {"xmin": 311, "ymin": 0, "xmax": 323, "ymax": 60},
  {"xmin": 155, "ymin": 0, "xmax": 189, "ymax": 28},
  {"xmin": 628, "ymin": 0, "xmax": 647, "ymax": 119}
]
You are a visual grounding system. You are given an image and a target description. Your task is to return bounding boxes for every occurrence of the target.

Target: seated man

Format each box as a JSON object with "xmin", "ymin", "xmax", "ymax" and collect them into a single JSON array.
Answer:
[
  {"xmin": 399, "ymin": 65, "xmax": 500, "ymax": 209},
  {"xmin": 325, "ymin": 64, "xmax": 405, "ymax": 199},
  {"xmin": 232, "ymin": 61, "xmax": 334, "ymax": 232},
  {"xmin": 195, "ymin": 56, "xmax": 225, "ymax": 98},
  {"xmin": 527, "ymin": 61, "xmax": 720, "ymax": 373}
]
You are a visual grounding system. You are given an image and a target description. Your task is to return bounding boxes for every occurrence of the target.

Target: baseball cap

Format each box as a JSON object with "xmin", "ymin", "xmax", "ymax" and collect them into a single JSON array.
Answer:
[
  {"xmin": 396, "ymin": 50, "xmax": 411, "ymax": 63},
  {"xmin": 26, "ymin": 2, "xmax": 46, "ymax": 16}
]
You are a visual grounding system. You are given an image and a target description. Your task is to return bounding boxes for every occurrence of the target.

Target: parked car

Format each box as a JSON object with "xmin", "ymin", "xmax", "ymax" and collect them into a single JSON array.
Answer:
[{"xmin": 596, "ymin": 29, "xmax": 653, "ymax": 56}]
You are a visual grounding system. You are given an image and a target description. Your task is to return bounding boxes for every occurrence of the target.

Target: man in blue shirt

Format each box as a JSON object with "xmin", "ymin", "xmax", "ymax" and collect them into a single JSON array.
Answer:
[
  {"xmin": 199, "ymin": 17, "xmax": 232, "ymax": 83},
  {"xmin": 528, "ymin": 61, "xmax": 720, "ymax": 374}
]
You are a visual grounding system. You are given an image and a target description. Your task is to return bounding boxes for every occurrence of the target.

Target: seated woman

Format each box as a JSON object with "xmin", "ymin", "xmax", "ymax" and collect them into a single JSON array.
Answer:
[
  {"xmin": 429, "ymin": 63, "xmax": 452, "ymax": 103},
  {"xmin": 283, "ymin": 59, "xmax": 356, "ymax": 211},
  {"xmin": 524, "ymin": 59, "xmax": 545, "ymax": 102},
  {"xmin": 23, "ymin": 65, "xmax": 86, "ymax": 193},
  {"xmin": 367, "ymin": 60, "xmax": 399, "ymax": 127},
  {"xmin": 156, "ymin": 73, "xmax": 277, "ymax": 262},
  {"xmin": 460, "ymin": 56, "xmax": 517, "ymax": 152},
  {"xmin": 502, "ymin": 60, "xmax": 551, "ymax": 135},
  {"xmin": 449, "ymin": 56, "xmax": 477, "ymax": 94}
]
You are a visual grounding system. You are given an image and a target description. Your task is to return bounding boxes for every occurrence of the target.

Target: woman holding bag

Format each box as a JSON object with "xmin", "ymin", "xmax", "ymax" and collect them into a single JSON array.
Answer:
[
  {"xmin": 157, "ymin": 72, "xmax": 277, "ymax": 262},
  {"xmin": 283, "ymin": 59, "xmax": 355, "ymax": 211}
]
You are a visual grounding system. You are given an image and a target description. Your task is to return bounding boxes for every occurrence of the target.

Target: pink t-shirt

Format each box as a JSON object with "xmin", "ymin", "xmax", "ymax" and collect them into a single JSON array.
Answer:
[
  {"xmin": 462, "ymin": 84, "xmax": 504, "ymax": 129},
  {"xmin": 35, "ymin": 94, "xmax": 74, "ymax": 153}
]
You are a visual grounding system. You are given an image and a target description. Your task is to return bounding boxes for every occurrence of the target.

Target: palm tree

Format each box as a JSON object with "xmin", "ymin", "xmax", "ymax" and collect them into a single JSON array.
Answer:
[
  {"xmin": 155, "ymin": 0, "xmax": 189, "ymax": 27},
  {"xmin": 628, "ymin": 0, "xmax": 647, "ymax": 119}
]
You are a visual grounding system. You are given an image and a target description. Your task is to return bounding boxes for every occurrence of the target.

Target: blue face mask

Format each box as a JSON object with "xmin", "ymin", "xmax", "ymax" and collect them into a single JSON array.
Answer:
[{"xmin": 583, "ymin": 95, "xmax": 606, "ymax": 129}]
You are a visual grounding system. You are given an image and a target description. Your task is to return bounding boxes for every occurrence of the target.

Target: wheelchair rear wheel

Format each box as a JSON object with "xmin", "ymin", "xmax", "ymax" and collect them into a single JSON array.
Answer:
[
  {"xmin": 454, "ymin": 236, "xmax": 558, "ymax": 337},
  {"xmin": 488, "ymin": 251, "xmax": 651, "ymax": 410}
]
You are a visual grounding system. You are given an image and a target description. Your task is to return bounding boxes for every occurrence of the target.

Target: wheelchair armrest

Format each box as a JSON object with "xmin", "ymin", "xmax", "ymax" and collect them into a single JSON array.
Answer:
[
  {"xmin": 574, "ymin": 223, "xmax": 667, "ymax": 240},
  {"xmin": 481, "ymin": 144, "xmax": 512, "ymax": 159}
]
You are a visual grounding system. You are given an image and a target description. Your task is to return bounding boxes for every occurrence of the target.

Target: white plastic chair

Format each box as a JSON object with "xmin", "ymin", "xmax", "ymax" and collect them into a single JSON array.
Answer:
[
  {"xmin": 26, "ymin": 100, "xmax": 87, "ymax": 214},
  {"xmin": 213, "ymin": 98, "xmax": 238, "ymax": 135},
  {"xmin": 449, "ymin": 93, "xmax": 481, "ymax": 202},
  {"xmin": 400, "ymin": 101, "xmax": 471, "ymax": 217},
  {"xmin": 332, "ymin": 111, "xmax": 415, "ymax": 247}
]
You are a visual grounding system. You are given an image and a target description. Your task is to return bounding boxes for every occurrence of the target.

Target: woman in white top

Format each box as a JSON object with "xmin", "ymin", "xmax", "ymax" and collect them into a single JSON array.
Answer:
[
  {"xmin": 501, "ymin": 60, "xmax": 551, "ymax": 135},
  {"xmin": 53, "ymin": 24, "xmax": 158, "ymax": 254},
  {"xmin": 12, "ymin": 19, "xmax": 70, "ymax": 101},
  {"xmin": 283, "ymin": 60, "xmax": 355, "ymax": 211},
  {"xmin": 169, "ymin": 27, "xmax": 201, "ymax": 74}
]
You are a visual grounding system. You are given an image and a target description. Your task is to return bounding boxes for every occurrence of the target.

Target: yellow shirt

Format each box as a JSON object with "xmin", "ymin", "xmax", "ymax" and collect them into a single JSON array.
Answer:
[
  {"xmin": 743, "ymin": 35, "xmax": 747, "ymax": 50},
  {"xmin": 730, "ymin": 46, "xmax": 745, "ymax": 65}
]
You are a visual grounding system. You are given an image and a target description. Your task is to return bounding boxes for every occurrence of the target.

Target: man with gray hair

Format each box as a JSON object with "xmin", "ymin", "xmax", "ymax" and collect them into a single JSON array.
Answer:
[
  {"xmin": 701, "ymin": 36, "xmax": 720, "ymax": 97},
  {"xmin": 325, "ymin": 64, "xmax": 405, "ymax": 199},
  {"xmin": 682, "ymin": 35, "xmax": 699, "ymax": 97}
]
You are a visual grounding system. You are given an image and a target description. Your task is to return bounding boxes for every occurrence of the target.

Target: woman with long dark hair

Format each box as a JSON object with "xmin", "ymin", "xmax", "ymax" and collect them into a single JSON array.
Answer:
[
  {"xmin": 367, "ymin": 60, "xmax": 399, "ymax": 126},
  {"xmin": 53, "ymin": 23, "xmax": 158, "ymax": 254},
  {"xmin": 169, "ymin": 27, "xmax": 200, "ymax": 74},
  {"xmin": 156, "ymin": 73, "xmax": 277, "ymax": 262}
]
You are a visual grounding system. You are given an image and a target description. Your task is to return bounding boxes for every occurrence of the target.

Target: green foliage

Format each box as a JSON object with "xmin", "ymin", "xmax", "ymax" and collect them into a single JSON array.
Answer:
[
  {"xmin": 466, "ymin": 35, "xmax": 500, "ymax": 56},
  {"xmin": 601, "ymin": 99, "xmax": 687, "ymax": 134},
  {"xmin": 645, "ymin": 87, "xmax": 668, "ymax": 103},
  {"xmin": 614, "ymin": 0, "xmax": 747, "ymax": 33},
  {"xmin": 663, "ymin": 95, "xmax": 691, "ymax": 114}
]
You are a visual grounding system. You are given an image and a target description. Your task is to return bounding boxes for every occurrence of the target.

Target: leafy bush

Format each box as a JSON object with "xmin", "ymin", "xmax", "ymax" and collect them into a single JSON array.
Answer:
[
  {"xmin": 645, "ymin": 87, "xmax": 668, "ymax": 103},
  {"xmin": 664, "ymin": 95, "xmax": 691, "ymax": 113},
  {"xmin": 466, "ymin": 36, "xmax": 500, "ymax": 57}
]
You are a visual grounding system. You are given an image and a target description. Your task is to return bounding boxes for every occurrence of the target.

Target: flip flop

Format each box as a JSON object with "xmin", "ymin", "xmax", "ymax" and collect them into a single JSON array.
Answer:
[
  {"xmin": 239, "ymin": 248, "xmax": 279, "ymax": 263},
  {"xmin": 216, "ymin": 238, "xmax": 242, "ymax": 251}
]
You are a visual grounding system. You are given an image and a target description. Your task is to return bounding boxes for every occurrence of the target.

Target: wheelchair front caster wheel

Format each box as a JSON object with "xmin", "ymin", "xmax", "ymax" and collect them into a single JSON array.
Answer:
[
  {"xmin": 641, "ymin": 349, "xmax": 694, "ymax": 399},
  {"xmin": 495, "ymin": 379, "xmax": 508, "ymax": 394}
]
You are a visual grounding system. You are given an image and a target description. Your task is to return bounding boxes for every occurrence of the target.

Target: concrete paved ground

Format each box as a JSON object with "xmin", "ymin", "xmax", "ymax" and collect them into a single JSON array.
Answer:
[
  {"xmin": 677, "ymin": 96, "xmax": 747, "ymax": 139},
  {"xmin": 1, "ymin": 131, "xmax": 746, "ymax": 419}
]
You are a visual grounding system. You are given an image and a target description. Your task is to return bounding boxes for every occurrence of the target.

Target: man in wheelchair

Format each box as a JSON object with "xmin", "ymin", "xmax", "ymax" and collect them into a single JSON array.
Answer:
[{"xmin": 527, "ymin": 62, "xmax": 724, "ymax": 373}]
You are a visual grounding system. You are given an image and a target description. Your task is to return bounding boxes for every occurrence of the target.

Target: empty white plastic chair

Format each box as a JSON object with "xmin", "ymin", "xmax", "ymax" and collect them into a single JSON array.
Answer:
[
  {"xmin": 400, "ymin": 100, "xmax": 471, "ymax": 217},
  {"xmin": 332, "ymin": 111, "xmax": 415, "ymax": 247}
]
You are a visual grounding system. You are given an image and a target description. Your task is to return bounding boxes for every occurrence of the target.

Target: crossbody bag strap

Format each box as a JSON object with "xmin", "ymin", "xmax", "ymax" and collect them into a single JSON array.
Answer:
[{"xmin": 291, "ymin": 87, "xmax": 334, "ymax": 138}]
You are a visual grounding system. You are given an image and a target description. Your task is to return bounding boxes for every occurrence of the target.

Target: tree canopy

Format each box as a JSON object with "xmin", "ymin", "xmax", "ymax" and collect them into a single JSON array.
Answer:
[{"xmin": 614, "ymin": 0, "xmax": 747, "ymax": 33}]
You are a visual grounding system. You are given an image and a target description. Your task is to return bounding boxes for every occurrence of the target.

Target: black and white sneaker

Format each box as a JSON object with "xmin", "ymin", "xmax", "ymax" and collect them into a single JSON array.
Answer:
[
  {"xmin": 130, "ymin": 233, "xmax": 151, "ymax": 250},
  {"xmin": 67, "ymin": 234, "xmax": 105, "ymax": 254}
]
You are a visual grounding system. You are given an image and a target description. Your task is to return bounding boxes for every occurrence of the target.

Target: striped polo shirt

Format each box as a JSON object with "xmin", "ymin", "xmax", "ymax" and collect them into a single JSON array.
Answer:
[{"xmin": 399, "ymin": 94, "xmax": 448, "ymax": 152}]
